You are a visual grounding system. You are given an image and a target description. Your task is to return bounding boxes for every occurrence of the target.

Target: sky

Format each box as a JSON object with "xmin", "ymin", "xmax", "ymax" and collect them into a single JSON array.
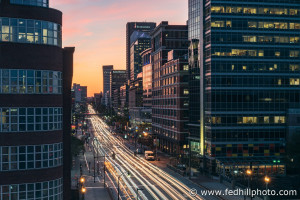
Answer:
[{"xmin": 51, "ymin": 0, "xmax": 188, "ymax": 97}]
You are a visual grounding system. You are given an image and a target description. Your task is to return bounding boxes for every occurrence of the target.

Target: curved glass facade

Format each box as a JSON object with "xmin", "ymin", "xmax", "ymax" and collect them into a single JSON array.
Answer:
[
  {"xmin": 0, "ymin": 143, "xmax": 63, "ymax": 171},
  {"xmin": 10, "ymin": 0, "xmax": 49, "ymax": 7},
  {"xmin": 0, "ymin": 17, "xmax": 61, "ymax": 47},
  {"xmin": 0, "ymin": 69, "xmax": 62, "ymax": 94},
  {"xmin": 0, "ymin": 178, "xmax": 63, "ymax": 200},
  {"xmin": 0, "ymin": 107, "xmax": 63, "ymax": 132}
]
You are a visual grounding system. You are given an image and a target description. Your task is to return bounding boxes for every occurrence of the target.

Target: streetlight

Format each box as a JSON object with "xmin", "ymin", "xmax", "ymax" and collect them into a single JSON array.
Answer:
[
  {"xmin": 264, "ymin": 176, "xmax": 270, "ymax": 190},
  {"xmin": 246, "ymin": 169, "xmax": 252, "ymax": 200},
  {"xmin": 264, "ymin": 176, "xmax": 270, "ymax": 200},
  {"xmin": 80, "ymin": 177, "xmax": 85, "ymax": 184},
  {"xmin": 118, "ymin": 171, "xmax": 131, "ymax": 200},
  {"xmin": 137, "ymin": 188, "xmax": 144, "ymax": 200}
]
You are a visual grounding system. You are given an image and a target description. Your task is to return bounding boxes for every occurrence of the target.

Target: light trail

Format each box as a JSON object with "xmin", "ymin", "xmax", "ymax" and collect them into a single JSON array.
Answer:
[{"xmin": 87, "ymin": 105, "xmax": 221, "ymax": 200}]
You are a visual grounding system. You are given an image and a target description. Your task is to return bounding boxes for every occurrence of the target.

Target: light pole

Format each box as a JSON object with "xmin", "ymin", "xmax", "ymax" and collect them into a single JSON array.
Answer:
[
  {"xmin": 117, "ymin": 171, "xmax": 130, "ymax": 200},
  {"xmin": 137, "ymin": 188, "xmax": 144, "ymax": 200},
  {"xmin": 264, "ymin": 176, "xmax": 270, "ymax": 200},
  {"xmin": 246, "ymin": 169, "xmax": 252, "ymax": 200}
]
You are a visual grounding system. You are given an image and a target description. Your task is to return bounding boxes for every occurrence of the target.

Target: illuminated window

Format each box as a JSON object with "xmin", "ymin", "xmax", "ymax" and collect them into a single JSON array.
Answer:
[
  {"xmin": 211, "ymin": 21, "xmax": 225, "ymax": 27},
  {"xmin": 290, "ymin": 64, "xmax": 300, "ymax": 71},
  {"xmin": 258, "ymin": 50, "xmax": 264, "ymax": 57},
  {"xmin": 183, "ymin": 89, "xmax": 189, "ymax": 95},
  {"xmin": 243, "ymin": 66, "xmax": 247, "ymax": 71},
  {"xmin": 248, "ymin": 22, "xmax": 257, "ymax": 28},
  {"xmin": 290, "ymin": 51, "xmax": 300, "ymax": 57},
  {"xmin": 226, "ymin": 21, "xmax": 232, "ymax": 28},
  {"xmin": 274, "ymin": 116, "xmax": 285, "ymax": 124},
  {"xmin": 244, "ymin": 8, "xmax": 256, "ymax": 14},
  {"xmin": 183, "ymin": 65, "xmax": 189, "ymax": 71},
  {"xmin": 264, "ymin": 117, "xmax": 270, "ymax": 123},
  {"xmin": 243, "ymin": 36, "xmax": 257, "ymax": 42},
  {"xmin": 211, "ymin": 117, "xmax": 221, "ymax": 124},
  {"xmin": 290, "ymin": 37, "xmax": 300, "ymax": 43},
  {"xmin": 275, "ymin": 52, "xmax": 280, "ymax": 57},
  {"xmin": 290, "ymin": 78, "xmax": 300, "ymax": 85},
  {"xmin": 243, "ymin": 117, "xmax": 257, "ymax": 124},
  {"xmin": 211, "ymin": 6, "xmax": 224, "ymax": 13}
]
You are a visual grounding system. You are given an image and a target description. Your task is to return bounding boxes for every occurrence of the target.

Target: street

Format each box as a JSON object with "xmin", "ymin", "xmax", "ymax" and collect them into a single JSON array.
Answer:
[{"xmin": 84, "ymin": 105, "xmax": 251, "ymax": 200}]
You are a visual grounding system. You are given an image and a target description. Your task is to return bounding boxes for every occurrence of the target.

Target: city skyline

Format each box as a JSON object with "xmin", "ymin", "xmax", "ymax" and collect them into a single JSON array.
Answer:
[{"xmin": 52, "ymin": 0, "xmax": 188, "ymax": 96}]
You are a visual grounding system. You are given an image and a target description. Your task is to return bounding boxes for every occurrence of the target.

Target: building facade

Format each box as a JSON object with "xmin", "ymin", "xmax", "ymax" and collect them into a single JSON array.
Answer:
[
  {"xmin": 126, "ymin": 22, "xmax": 156, "ymax": 81},
  {"xmin": 189, "ymin": 0, "xmax": 300, "ymax": 174},
  {"xmin": 110, "ymin": 70, "xmax": 127, "ymax": 109},
  {"xmin": 151, "ymin": 21, "xmax": 190, "ymax": 155},
  {"xmin": 0, "ymin": 0, "xmax": 74, "ymax": 199},
  {"xmin": 130, "ymin": 32, "xmax": 151, "ymax": 80},
  {"xmin": 141, "ymin": 48, "xmax": 153, "ymax": 108},
  {"xmin": 102, "ymin": 65, "xmax": 113, "ymax": 106}
]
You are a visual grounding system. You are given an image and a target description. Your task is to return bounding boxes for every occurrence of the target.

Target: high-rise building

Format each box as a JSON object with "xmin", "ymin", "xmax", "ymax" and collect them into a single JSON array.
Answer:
[
  {"xmin": 130, "ymin": 31, "xmax": 151, "ymax": 80},
  {"xmin": 0, "ymin": 0, "xmax": 75, "ymax": 199},
  {"xmin": 110, "ymin": 70, "xmax": 127, "ymax": 109},
  {"xmin": 188, "ymin": 0, "xmax": 300, "ymax": 174},
  {"xmin": 151, "ymin": 21, "xmax": 189, "ymax": 155},
  {"xmin": 102, "ymin": 65, "xmax": 113, "ymax": 106},
  {"xmin": 141, "ymin": 48, "xmax": 152, "ymax": 108},
  {"xmin": 73, "ymin": 83, "xmax": 87, "ymax": 103},
  {"xmin": 126, "ymin": 22, "xmax": 156, "ymax": 80}
]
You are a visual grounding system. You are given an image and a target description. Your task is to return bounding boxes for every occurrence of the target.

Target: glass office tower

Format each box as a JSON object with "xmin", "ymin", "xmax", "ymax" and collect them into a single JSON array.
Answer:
[{"xmin": 189, "ymin": 0, "xmax": 300, "ymax": 174}]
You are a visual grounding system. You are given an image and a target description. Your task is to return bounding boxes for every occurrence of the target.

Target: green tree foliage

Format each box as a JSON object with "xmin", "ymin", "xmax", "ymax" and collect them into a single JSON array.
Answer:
[{"xmin": 71, "ymin": 136, "xmax": 85, "ymax": 158}]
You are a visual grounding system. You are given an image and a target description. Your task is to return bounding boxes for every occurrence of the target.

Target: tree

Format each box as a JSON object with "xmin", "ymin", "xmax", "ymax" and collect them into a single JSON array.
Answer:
[{"xmin": 71, "ymin": 136, "xmax": 85, "ymax": 159}]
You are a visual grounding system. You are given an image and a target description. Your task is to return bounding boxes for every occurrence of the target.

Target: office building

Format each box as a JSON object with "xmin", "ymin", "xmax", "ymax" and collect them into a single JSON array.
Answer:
[
  {"xmin": 110, "ymin": 70, "xmax": 127, "ymax": 108},
  {"xmin": 188, "ymin": 0, "xmax": 300, "ymax": 174},
  {"xmin": 102, "ymin": 65, "xmax": 113, "ymax": 106},
  {"xmin": 151, "ymin": 21, "xmax": 189, "ymax": 155},
  {"xmin": 0, "ymin": 0, "xmax": 75, "ymax": 199},
  {"xmin": 73, "ymin": 83, "xmax": 87, "ymax": 103},
  {"xmin": 126, "ymin": 22, "xmax": 156, "ymax": 80},
  {"xmin": 130, "ymin": 31, "xmax": 151, "ymax": 80},
  {"xmin": 141, "ymin": 48, "xmax": 153, "ymax": 108},
  {"xmin": 120, "ymin": 84, "xmax": 129, "ymax": 116}
]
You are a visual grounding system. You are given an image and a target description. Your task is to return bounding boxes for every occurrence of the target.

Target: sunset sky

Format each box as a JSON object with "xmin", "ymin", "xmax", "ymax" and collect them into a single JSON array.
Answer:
[{"xmin": 51, "ymin": 0, "xmax": 188, "ymax": 96}]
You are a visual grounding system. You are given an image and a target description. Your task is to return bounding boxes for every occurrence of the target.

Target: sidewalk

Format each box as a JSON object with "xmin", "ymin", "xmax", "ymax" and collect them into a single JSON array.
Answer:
[{"xmin": 71, "ymin": 134, "xmax": 111, "ymax": 200}]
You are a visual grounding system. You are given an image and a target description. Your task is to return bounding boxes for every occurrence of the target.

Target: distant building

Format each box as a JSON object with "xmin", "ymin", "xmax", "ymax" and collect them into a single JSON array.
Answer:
[
  {"xmin": 130, "ymin": 31, "xmax": 151, "ymax": 80},
  {"xmin": 73, "ymin": 83, "xmax": 87, "ymax": 103},
  {"xmin": 110, "ymin": 70, "xmax": 127, "ymax": 108},
  {"xmin": 120, "ymin": 84, "xmax": 129, "ymax": 116},
  {"xmin": 151, "ymin": 21, "xmax": 189, "ymax": 155},
  {"xmin": 129, "ymin": 73, "xmax": 144, "ymax": 127},
  {"xmin": 112, "ymin": 89, "xmax": 120, "ymax": 114},
  {"xmin": 102, "ymin": 65, "xmax": 113, "ymax": 105},
  {"xmin": 126, "ymin": 22, "xmax": 156, "ymax": 80}
]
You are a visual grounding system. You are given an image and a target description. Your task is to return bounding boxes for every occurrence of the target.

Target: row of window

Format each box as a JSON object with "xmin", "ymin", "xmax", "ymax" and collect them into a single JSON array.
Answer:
[
  {"xmin": 0, "ymin": 69, "xmax": 62, "ymax": 94},
  {"xmin": 210, "ymin": 6, "xmax": 300, "ymax": 16},
  {"xmin": 209, "ymin": 116, "xmax": 286, "ymax": 125},
  {"xmin": 206, "ymin": 62, "xmax": 300, "ymax": 73},
  {"xmin": 210, "ymin": 20, "xmax": 300, "ymax": 30},
  {"xmin": 0, "ymin": 107, "xmax": 63, "ymax": 132},
  {"xmin": 152, "ymin": 127, "xmax": 179, "ymax": 140},
  {"xmin": 10, "ymin": 0, "xmax": 49, "ymax": 7},
  {"xmin": 210, "ymin": 49, "xmax": 300, "ymax": 58},
  {"xmin": 0, "ymin": 17, "xmax": 62, "ymax": 47},
  {"xmin": 242, "ymin": 35, "xmax": 299, "ymax": 44},
  {"xmin": 207, "ymin": 76, "xmax": 300, "ymax": 87},
  {"xmin": 0, "ymin": 178, "xmax": 63, "ymax": 200},
  {"xmin": 0, "ymin": 143, "xmax": 63, "ymax": 171}
]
